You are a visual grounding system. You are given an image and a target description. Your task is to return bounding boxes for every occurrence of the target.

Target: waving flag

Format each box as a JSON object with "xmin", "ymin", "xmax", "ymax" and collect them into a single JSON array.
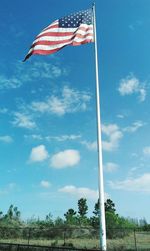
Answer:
[{"xmin": 24, "ymin": 8, "xmax": 94, "ymax": 61}]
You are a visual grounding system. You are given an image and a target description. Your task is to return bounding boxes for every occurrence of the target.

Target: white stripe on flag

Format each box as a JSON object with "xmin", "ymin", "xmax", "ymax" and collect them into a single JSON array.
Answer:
[
  {"xmin": 34, "ymin": 35, "xmax": 74, "ymax": 43},
  {"xmin": 73, "ymin": 36, "xmax": 93, "ymax": 43},
  {"xmin": 29, "ymin": 41, "xmax": 73, "ymax": 53}
]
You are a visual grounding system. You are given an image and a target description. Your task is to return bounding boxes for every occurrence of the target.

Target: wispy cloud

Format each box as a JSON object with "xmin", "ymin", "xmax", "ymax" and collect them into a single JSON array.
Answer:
[
  {"xmin": 143, "ymin": 146, "xmax": 150, "ymax": 156},
  {"xmin": 24, "ymin": 134, "xmax": 43, "ymax": 140},
  {"xmin": 102, "ymin": 124, "xmax": 123, "ymax": 151},
  {"xmin": 0, "ymin": 135, "xmax": 13, "ymax": 143},
  {"xmin": 50, "ymin": 149, "xmax": 80, "ymax": 169},
  {"xmin": 0, "ymin": 61, "xmax": 67, "ymax": 90},
  {"xmin": 118, "ymin": 74, "xmax": 146, "ymax": 102},
  {"xmin": 109, "ymin": 173, "xmax": 150, "ymax": 193},
  {"xmin": 81, "ymin": 140, "xmax": 97, "ymax": 151},
  {"xmin": 123, "ymin": 121, "xmax": 145, "ymax": 133},
  {"xmin": 117, "ymin": 114, "xmax": 125, "ymax": 119},
  {"xmin": 101, "ymin": 121, "xmax": 144, "ymax": 152},
  {"xmin": 128, "ymin": 166, "xmax": 142, "ymax": 177},
  {"xmin": 24, "ymin": 134, "xmax": 81, "ymax": 142},
  {"xmin": 12, "ymin": 112, "xmax": 36, "ymax": 129},
  {"xmin": 31, "ymin": 86, "xmax": 91, "ymax": 116},
  {"xmin": 12, "ymin": 86, "xmax": 91, "ymax": 130},
  {"xmin": 17, "ymin": 61, "xmax": 65, "ymax": 81},
  {"xmin": 104, "ymin": 162, "xmax": 119, "ymax": 173},
  {"xmin": 45, "ymin": 134, "xmax": 82, "ymax": 142},
  {"xmin": 40, "ymin": 180, "xmax": 51, "ymax": 188},
  {"xmin": 0, "ymin": 75, "xmax": 22, "ymax": 90}
]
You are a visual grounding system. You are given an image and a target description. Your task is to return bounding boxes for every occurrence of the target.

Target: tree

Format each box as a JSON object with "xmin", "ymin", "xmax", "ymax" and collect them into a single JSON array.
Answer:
[
  {"xmin": 93, "ymin": 199, "xmax": 99, "ymax": 216},
  {"xmin": 105, "ymin": 211, "xmax": 119, "ymax": 238},
  {"xmin": 45, "ymin": 213, "xmax": 53, "ymax": 222},
  {"xmin": 139, "ymin": 218, "xmax": 147, "ymax": 227},
  {"xmin": 64, "ymin": 209, "xmax": 77, "ymax": 225},
  {"xmin": 0, "ymin": 211, "xmax": 3, "ymax": 219},
  {"xmin": 54, "ymin": 217, "xmax": 64, "ymax": 227},
  {"xmin": 44, "ymin": 213, "xmax": 54, "ymax": 227},
  {"xmin": 90, "ymin": 199, "xmax": 100, "ymax": 228},
  {"xmin": 105, "ymin": 199, "xmax": 116, "ymax": 213},
  {"xmin": 14, "ymin": 207, "xmax": 21, "ymax": 221},
  {"xmin": 78, "ymin": 198, "xmax": 88, "ymax": 217},
  {"xmin": 6, "ymin": 204, "xmax": 14, "ymax": 219}
]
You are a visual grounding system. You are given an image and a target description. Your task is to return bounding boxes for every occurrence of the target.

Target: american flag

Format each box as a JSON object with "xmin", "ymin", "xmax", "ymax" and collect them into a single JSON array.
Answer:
[{"xmin": 24, "ymin": 8, "xmax": 94, "ymax": 61}]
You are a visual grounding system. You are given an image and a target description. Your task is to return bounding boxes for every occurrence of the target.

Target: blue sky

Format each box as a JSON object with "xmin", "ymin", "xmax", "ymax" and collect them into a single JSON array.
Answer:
[{"xmin": 0, "ymin": 0, "xmax": 150, "ymax": 222}]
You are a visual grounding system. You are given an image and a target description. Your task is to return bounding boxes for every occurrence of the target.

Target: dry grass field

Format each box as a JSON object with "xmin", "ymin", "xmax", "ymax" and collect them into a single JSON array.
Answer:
[{"xmin": 0, "ymin": 231, "xmax": 149, "ymax": 250}]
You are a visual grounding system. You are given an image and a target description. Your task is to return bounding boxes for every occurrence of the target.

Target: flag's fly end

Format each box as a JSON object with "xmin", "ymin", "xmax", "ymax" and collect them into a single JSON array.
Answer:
[{"xmin": 23, "ymin": 54, "xmax": 30, "ymax": 62}]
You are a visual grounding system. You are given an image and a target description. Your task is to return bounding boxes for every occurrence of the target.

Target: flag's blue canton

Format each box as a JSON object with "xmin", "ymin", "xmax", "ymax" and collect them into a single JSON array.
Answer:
[{"xmin": 59, "ymin": 9, "xmax": 93, "ymax": 28}]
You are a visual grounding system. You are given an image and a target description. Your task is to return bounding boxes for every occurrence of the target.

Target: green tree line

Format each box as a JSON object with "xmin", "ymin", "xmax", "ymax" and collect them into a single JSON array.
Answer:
[{"xmin": 0, "ymin": 199, "xmax": 149, "ymax": 239}]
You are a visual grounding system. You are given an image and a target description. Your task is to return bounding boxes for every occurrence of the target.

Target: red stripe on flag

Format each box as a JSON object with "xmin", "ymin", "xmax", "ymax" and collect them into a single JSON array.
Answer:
[
  {"xmin": 31, "ymin": 32, "xmax": 93, "ymax": 47},
  {"xmin": 36, "ymin": 31, "xmax": 75, "ymax": 39},
  {"xmin": 31, "ymin": 39, "xmax": 72, "ymax": 47}
]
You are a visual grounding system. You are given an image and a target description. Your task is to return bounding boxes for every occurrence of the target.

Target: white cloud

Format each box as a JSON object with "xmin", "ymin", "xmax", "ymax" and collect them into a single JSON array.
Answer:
[
  {"xmin": 31, "ymin": 97, "xmax": 66, "ymax": 115},
  {"xmin": 139, "ymin": 88, "xmax": 146, "ymax": 102},
  {"xmin": 50, "ymin": 65, "xmax": 62, "ymax": 78},
  {"xmin": 102, "ymin": 124, "xmax": 123, "ymax": 151},
  {"xmin": 109, "ymin": 173, "xmax": 150, "ymax": 193},
  {"xmin": 104, "ymin": 162, "xmax": 119, "ymax": 173},
  {"xmin": 59, "ymin": 185, "xmax": 109, "ymax": 201},
  {"xmin": 0, "ymin": 75, "xmax": 22, "ymax": 90},
  {"xmin": 24, "ymin": 134, "xmax": 81, "ymax": 142},
  {"xmin": 31, "ymin": 86, "xmax": 91, "ymax": 116},
  {"xmin": 123, "ymin": 121, "xmax": 144, "ymax": 133},
  {"xmin": 0, "ymin": 61, "xmax": 67, "ymax": 90},
  {"xmin": 30, "ymin": 134, "xmax": 43, "ymax": 140},
  {"xmin": 29, "ymin": 145, "xmax": 49, "ymax": 163},
  {"xmin": 50, "ymin": 149, "xmax": 80, "ymax": 169},
  {"xmin": 143, "ymin": 146, "xmax": 150, "ymax": 156},
  {"xmin": 118, "ymin": 75, "xmax": 139, "ymax": 95},
  {"xmin": 31, "ymin": 101, "xmax": 50, "ymax": 113},
  {"xmin": 118, "ymin": 74, "xmax": 146, "ymax": 102},
  {"xmin": 21, "ymin": 62, "xmax": 64, "ymax": 80},
  {"xmin": 117, "ymin": 114, "xmax": 125, "ymax": 119},
  {"xmin": 12, "ymin": 112, "xmax": 36, "ymax": 129},
  {"xmin": 99, "ymin": 121, "xmax": 143, "ymax": 152},
  {"xmin": 59, "ymin": 185, "xmax": 98, "ymax": 200},
  {"xmin": 40, "ymin": 180, "xmax": 51, "ymax": 188},
  {"xmin": 46, "ymin": 134, "xmax": 81, "ymax": 142},
  {"xmin": 128, "ymin": 166, "xmax": 142, "ymax": 177},
  {"xmin": 81, "ymin": 140, "xmax": 97, "ymax": 151},
  {"xmin": 0, "ymin": 135, "xmax": 13, "ymax": 143}
]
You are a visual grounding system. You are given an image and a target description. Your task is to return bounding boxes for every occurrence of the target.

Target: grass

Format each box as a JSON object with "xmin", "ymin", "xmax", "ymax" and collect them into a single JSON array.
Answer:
[
  {"xmin": 0, "ymin": 231, "xmax": 149, "ymax": 250},
  {"xmin": 135, "ymin": 231, "xmax": 150, "ymax": 249}
]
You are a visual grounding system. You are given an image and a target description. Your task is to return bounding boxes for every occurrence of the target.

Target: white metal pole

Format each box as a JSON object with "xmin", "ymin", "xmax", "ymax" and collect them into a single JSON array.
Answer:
[{"xmin": 92, "ymin": 3, "xmax": 107, "ymax": 251}]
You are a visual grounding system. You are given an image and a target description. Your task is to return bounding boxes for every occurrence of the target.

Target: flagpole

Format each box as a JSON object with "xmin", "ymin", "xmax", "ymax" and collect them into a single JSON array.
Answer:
[{"xmin": 92, "ymin": 3, "xmax": 107, "ymax": 251}]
